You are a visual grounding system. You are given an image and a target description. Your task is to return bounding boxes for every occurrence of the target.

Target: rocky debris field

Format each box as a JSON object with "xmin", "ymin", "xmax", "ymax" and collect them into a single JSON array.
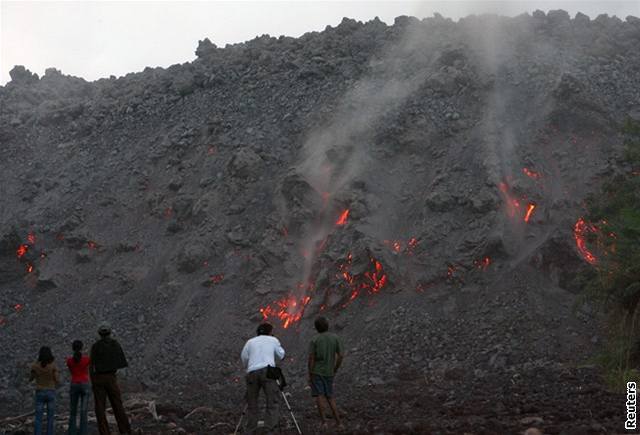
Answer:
[
  {"xmin": 0, "ymin": 364, "xmax": 626, "ymax": 434},
  {"xmin": 1, "ymin": 9, "xmax": 640, "ymax": 433}
]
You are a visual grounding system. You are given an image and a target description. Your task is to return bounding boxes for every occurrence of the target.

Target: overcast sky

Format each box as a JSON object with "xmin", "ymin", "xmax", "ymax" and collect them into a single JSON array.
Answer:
[{"xmin": 1, "ymin": 1, "xmax": 638, "ymax": 85}]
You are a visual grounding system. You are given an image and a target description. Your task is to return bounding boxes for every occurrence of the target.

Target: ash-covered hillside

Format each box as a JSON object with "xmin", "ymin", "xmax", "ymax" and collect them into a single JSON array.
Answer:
[{"xmin": 1, "ymin": 10, "xmax": 640, "ymax": 433}]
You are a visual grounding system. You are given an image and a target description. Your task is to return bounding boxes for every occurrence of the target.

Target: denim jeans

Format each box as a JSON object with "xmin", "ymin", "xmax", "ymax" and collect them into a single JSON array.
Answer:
[
  {"xmin": 34, "ymin": 389, "xmax": 56, "ymax": 435},
  {"xmin": 68, "ymin": 383, "xmax": 90, "ymax": 435}
]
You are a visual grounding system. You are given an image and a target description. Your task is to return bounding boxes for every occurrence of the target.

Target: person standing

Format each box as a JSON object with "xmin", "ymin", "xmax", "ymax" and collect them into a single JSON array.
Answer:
[
  {"xmin": 29, "ymin": 346, "xmax": 59, "ymax": 435},
  {"xmin": 240, "ymin": 322, "xmax": 285, "ymax": 433},
  {"xmin": 308, "ymin": 317, "xmax": 344, "ymax": 430},
  {"xmin": 90, "ymin": 322, "xmax": 131, "ymax": 435},
  {"xmin": 66, "ymin": 340, "xmax": 91, "ymax": 435}
]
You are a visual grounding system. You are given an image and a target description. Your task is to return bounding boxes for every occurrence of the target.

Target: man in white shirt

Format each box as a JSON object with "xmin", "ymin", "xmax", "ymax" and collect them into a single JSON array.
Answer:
[{"xmin": 240, "ymin": 322, "xmax": 285, "ymax": 433}]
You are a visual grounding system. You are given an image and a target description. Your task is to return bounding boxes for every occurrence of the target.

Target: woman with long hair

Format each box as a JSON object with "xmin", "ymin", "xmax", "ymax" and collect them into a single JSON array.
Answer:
[
  {"xmin": 29, "ymin": 346, "xmax": 59, "ymax": 435},
  {"xmin": 66, "ymin": 340, "xmax": 91, "ymax": 435}
]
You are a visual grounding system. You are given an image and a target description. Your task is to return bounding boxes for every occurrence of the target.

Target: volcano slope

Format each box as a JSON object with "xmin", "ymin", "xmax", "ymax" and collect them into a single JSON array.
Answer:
[{"xmin": 1, "ymin": 10, "xmax": 640, "ymax": 434}]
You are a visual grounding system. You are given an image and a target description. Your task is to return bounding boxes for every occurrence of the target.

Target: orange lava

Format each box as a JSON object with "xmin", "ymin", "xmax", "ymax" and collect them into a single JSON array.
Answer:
[
  {"xmin": 524, "ymin": 203, "xmax": 536, "ymax": 223},
  {"xmin": 336, "ymin": 209, "xmax": 350, "ymax": 226},
  {"xmin": 574, "ymin": 218, "xmax": 597, "ymax": 265},
  {"xmin": 209, "ymin": 273, "xmax": 224, "ymax": 284},
  {"xmin": 474, "ymin": 257, "xmax": 491, "ymax": 270},
  {"xmin": 16, "ymin": 244, "xmax": 28, "ymax": 258},
  {"xmin": 260, "ymin": 295, "xmax": 312, "ymax": 329},
  {"xmin": 383, "ymin": 238, "xmax": 418, "ymax": 255},
  {"xmin": 522, "ymin": 167, "xmax": 542, "ymax": 180}
]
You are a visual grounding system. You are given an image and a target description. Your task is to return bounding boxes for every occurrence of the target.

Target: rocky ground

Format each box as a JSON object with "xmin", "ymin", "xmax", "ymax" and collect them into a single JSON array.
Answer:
[
  {"xmin": 1, "ymin": 9, "xmax": 640, "ymax": 434},
  {"xmin": 0, "ymin": 364, "xmax": 627, "ymax": 434}
]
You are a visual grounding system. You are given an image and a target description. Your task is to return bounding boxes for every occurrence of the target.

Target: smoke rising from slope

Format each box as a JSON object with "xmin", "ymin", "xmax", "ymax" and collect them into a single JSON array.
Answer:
[{"xmin": 291, "ymin": 19, "xmax": 436, "ymax": 299}]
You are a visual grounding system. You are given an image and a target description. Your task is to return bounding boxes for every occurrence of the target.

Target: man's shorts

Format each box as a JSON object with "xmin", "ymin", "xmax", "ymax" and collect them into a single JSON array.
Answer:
[{"xmin": 310, "ymin": 374, "xmax": 334, "ymax": 398}]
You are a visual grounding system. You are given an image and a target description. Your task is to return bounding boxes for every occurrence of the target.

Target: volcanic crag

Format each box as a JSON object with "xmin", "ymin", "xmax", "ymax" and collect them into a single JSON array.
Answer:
[{"xmin": 1, "ymin": 10, "xmax": 640, "ymax": 434}]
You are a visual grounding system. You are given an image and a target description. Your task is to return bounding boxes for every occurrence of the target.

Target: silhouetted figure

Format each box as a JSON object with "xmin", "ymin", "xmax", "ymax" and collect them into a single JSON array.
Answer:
[
  {"xmin": 29, "ymin": 346, "xmax": 59, "ymax": 435},
  {"xmin": 241, "ymin": 322, "xmax": 285, "ymax": 433},
  {"xmin": 308, "ymin": 317, "xmax": 344, "ymax": 431},
  {"xmin": 90, "ymin": 322, "xmax": 131, "ymax": 435},
  {"xmin": 66, "ymin": 340, "xmax": 91, "ymax": 435}
]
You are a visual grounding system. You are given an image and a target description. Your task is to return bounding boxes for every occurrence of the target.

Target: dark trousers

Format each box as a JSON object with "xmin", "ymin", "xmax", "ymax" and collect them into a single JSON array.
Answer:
[
  {"xmin": 69, "ymin": 383, "xmax": 90, "ymax": 435},
  {"xmin": 91, "ymin": 373, "xmax": 131, "ymax": 435},
  {"xmin": 246, "ymin": 367, "xmax": 280, "ymax": 432}
]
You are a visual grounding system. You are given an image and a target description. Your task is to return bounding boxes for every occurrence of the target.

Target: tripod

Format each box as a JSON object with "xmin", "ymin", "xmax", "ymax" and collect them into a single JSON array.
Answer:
[
  {"xmin": 276, "ymin": 379, "xmax": 302, "ymax": 435},
  {"xmin": 233, "ymin": 404, "xmax": 248, "ymax": 435},
  {"xmin": 233, "ymin": 380, "xmax": 302, "ymax": 435}
]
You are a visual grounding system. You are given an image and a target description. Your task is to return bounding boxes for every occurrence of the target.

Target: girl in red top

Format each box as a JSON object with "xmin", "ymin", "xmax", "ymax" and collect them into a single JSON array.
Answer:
[{"xmin": 66, "ymin": 340, "xmax": 91, "ymax": 435}]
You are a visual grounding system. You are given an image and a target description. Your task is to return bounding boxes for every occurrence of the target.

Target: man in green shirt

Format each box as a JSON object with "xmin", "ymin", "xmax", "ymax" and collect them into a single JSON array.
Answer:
[{"xmin": 308, "ymin": 316, "xmax": 344, "ymax": 430}]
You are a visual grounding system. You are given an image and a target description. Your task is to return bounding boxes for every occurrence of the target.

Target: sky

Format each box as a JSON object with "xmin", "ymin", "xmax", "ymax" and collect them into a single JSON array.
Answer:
[{"xmin": 1, "ymin": 1, "xmax": 639, "ymax": 85}]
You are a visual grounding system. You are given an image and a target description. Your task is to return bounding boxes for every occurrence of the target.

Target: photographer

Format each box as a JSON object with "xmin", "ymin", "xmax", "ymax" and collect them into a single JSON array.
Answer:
[{"xmin": 240, "ymin": 322, "xmax": 285, "ymax": 433}]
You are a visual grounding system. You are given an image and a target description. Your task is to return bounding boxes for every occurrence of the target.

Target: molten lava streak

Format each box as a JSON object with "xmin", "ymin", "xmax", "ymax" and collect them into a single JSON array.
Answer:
[
  {"xmin": 383, "ymin": 240, "xmax": 403, "ymax": 253},
  {"xmin": 209, "ymin": 274, "xmax": 224, "ymax": 284},
  {"xmin": 498, "ymin": 182, "xmax": 521, "ymax": 218},
  {"xmin": 574, "ymin": 218, "xmax": 597, "ymax": 265},
  {"xmin": 260, "ymin": 295, "xmax": 312, "ymax": 329},
  {"xmin": 383, "ymin": 238, "xmax": 418, "ymax": 255},
  {"xmin": 407, "ymin": 238, "xmax": 418, "ymax": 251},
  {"xmin": 524, "ymin": 203, "xmax": 536, "ymax": 223},
  {"xmin": 474, "ymin": 257, "xmax": 491, "ymax": 270},
  {"xmin": 523, "ymin": 167, "xmax": 542, "ymax": 180},
  {"xmin": 339, "ymin": 253, "xmax": 388, "ymax": 305},
  {"xmin": 335, "ymin": 209, "xmax": 350, "ymax": 226},
  {"xmin": 16, "ymin": 245, "xmax": 28, "ymax": 258}
]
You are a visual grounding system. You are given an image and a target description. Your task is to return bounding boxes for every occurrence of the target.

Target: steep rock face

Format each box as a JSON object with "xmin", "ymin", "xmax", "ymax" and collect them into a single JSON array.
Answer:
[{"xmin": 0, "ymin": 12, "xmax": 639, "ymax": 416}]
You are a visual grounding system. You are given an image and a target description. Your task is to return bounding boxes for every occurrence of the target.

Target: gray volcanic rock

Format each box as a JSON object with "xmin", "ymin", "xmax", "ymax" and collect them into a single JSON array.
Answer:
[{"xmin": 0, "ymin": 10, "xmax": 638, "ymax": 432}]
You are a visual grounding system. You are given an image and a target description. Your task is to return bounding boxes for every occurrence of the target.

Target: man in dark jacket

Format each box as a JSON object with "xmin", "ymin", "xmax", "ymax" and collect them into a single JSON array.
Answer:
[{"xmin": 90, "ymin": 322, "xmax": 131, "ymax": 435}]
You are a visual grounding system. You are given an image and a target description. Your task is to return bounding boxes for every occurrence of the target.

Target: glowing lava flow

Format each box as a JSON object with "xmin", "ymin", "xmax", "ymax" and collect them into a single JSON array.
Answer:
[
  {"xmin": 499, "ymin": 182, "xmax": 537, "ymax": 223},
  {"xmin": 383, "ymin": 240, "xmax": 403, "ymax": 253},
  {"xmin": 16, "ymin": 245, "xmax": 28, "ymax": 258},
  {"xmin": 574, "ymin": 218, "xmax": 598, "ymax": 265},
  {"xmin": 259, "ymin": 253, "xmax": 389, "ymax": 327},
  {"xmin": 338, "ymin": 253, "xmax": 388, "ymax": 305},
  {"xmin": 474, "ymin": 257, "xmax": 491, "ymax": 270},
  {"xmin": 335, "ymin": 209, "xmax": 350, "ymax": 226},
  {"xmin": 523, "ymin": 167, "xmax": 542, "ymax": 180},
  {"xmin": 498, "ymin": 182, "xmax": 521, "ymax": 218},
  {"xmin": 260, "ymin": 295, "xmax": 311, "ymax": 329},
  {"xmin": 209, "ymin": 274, "xmax": 224, "ymax": 284},
  {"xmin": 383, "ymin": 238, "xmax": 419, "ymax": 255},
  {"xmin": 524, "ymin": 203, "xmax": 536, "ymax": 223}
]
